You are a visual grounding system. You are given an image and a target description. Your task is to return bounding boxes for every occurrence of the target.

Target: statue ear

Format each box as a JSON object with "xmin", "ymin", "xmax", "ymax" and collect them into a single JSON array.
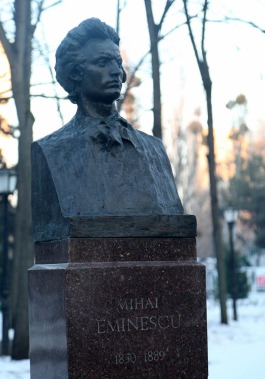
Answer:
[
  {"xmin": 122, "ymin": 67, "xmax": 127, "ymax": 83},
  {"xmin": 70, "ymin": 67, "xmax": 84, "ymax": 82}
]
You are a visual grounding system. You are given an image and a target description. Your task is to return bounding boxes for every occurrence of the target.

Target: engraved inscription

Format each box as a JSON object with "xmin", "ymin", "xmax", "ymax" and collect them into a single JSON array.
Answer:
[
  {"xmin": 115, "ymin": 352, "xmax": 137, "ymax": 365},
  {"xmin": 96, "ymin": 314, "xmax": 180, "ymax": 333},
  {"xmin": 114, "ymin": 350, "xmax": 166, "ymax": 365},
  {"xmin": 95, "ymin": 296, "xmax": 183, "ymax": 366},
  {"xmin": 95, "ymin": 297, "xmax": 181, "ymax": 334},
  {"xmin": 117, "ymin": 297, "xmax": 158, "ymax": 310},
  {"xmin": 144, "ymin": 350, "xmax": 166, "ymax": 362}
]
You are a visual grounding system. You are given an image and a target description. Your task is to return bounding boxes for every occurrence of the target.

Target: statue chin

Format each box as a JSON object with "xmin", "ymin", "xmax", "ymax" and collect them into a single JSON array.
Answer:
[{"xmin": 98, "ymin": 91, "xmax": 122, "ymax": 105}]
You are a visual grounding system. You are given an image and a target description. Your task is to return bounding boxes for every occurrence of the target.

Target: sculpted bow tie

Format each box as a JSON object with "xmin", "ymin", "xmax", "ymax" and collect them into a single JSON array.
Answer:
[{"xmin": 91, "ymin": 118, "xmax": 133, "ymax": 152}]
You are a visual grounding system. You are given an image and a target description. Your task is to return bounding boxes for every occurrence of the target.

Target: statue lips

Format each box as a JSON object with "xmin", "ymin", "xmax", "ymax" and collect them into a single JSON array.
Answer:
[{"xmin": 106, "ymin": 80, "xmax": 122, "ymax": 89}]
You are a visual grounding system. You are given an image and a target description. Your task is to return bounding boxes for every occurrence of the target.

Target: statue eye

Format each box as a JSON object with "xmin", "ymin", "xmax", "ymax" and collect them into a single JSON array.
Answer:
[{"xmin": 97, "ymin": 58, "xmax": 107, "ymax": 67}]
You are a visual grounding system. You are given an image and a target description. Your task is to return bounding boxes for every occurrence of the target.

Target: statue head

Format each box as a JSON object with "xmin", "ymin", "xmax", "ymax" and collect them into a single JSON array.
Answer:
[{"xmin": 55, "ymin": 18, "xmax": 127, "ymax": 105}]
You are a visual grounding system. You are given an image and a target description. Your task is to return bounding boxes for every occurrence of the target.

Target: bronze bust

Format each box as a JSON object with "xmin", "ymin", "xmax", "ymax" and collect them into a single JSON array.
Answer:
[{"xmin": 31, "ymin": 18, "xmax": 183, "ymax": 241}]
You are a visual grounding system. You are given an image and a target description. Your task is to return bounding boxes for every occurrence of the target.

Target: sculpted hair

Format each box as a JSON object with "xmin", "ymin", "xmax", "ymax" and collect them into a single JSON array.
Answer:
[{"xmin": 55, "ymin": 18, "xmax": 120, "ymax": 104}]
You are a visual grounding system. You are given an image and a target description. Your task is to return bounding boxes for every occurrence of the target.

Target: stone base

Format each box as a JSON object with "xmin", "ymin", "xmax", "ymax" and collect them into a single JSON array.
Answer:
[{"xmin": 28, "ymin": 238, "xmax": 208, "ymax": 379}]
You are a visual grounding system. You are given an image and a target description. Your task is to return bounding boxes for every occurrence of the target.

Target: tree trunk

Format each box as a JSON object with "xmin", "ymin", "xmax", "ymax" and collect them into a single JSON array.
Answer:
[
  {"xmin": 151, "ymin": 40, "xmax": 162, "ymax": 139},
  {"xmin": 183, "ymin": 0, "xmax": 228, "ymax": 324},
  {"xmin": 205, "ymin": 78, "xmax": 228, "ymax": 324},
  {"xmin": 10, "ymin": 0, "xmax": 34, "ymax": 359},
  {"xmin": 11, "ymin": 87, "xmax": 34, "ymax": 358},
  {"xmin": 0, "ymin": 0, "xmax": 62, "ymax": 358},
  {"xmin": 144, "ymin": 0, "xmax": 162, "ymax": 139}
]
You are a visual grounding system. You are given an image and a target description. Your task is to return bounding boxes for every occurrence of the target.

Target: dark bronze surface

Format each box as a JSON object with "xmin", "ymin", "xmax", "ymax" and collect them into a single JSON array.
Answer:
[
  {"xmin": 31, "ymin": 18, "xmax": 183, "ymax": 242},
  {"xmin": 32, "ymin": 214, "xmax": 196, "ymax": 242}
]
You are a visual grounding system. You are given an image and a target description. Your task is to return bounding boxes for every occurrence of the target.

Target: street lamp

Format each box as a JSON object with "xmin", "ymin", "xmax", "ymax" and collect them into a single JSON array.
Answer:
[
  {"xmin": 0, "ymin": 166, "xmax": 17, "ymax": 355},
  {"xmin": 224, "ymin": 206, "xmax": 238, "ymax": 321}
]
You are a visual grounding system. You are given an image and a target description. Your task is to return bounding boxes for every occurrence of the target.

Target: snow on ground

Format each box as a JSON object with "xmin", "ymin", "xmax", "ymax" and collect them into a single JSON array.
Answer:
[
  {"xmin": 0, "ymin": 292, "xmax": 265, "ymax": 378},
  {"xmin": 208, "ymin": 293, "xmax": 265, "ymax": 378},
  {"xmin": 0, "ymin": 357, "xmax": 30, "ymax": 379}
]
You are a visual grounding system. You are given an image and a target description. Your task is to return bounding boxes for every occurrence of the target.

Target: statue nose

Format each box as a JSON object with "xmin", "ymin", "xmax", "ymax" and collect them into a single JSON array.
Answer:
[{"xmin": 110, "ymin": 60, "xmax": 121, "ymax": 76}]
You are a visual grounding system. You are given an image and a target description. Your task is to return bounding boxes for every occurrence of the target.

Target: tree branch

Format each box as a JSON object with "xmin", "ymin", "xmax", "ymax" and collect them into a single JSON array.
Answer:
[
  {"xmin": 183, "ymin": 0, "xmax": 201, "ymax": 72},
  {"xmin": 35, "ymin": 22, "xmax": 65, "ymax": 124},
  {"xmin": 158, "ymin": 0, "xmax": 175, "ymax": 32},
  {"xmin": 43, "ymin": 0, "xmax": 63, "ymax": 11},
  {"xmin": 32, "ymin": 0, "xmax": 63, "ymax": 35},
  {"xmin": 223, "ymin": 16, "xmax": 265, "ymax": 33},
  {"xmin": 31, "ymin": 0, "xmax": 45, "ymax": 35},
  {"xmin": 0, "ymin": 21, "xmax": 15, "ymax": 62},
  {"xmin": 31, "ymin": 93, "xmax": 67, "ymax": 100},
  {"xmin": 119, "ymin": 10, "xmax": 191, "ymax": 109},
  {"xmin": 118, "ymin": 50, "xmax": 150, "ymax": 109},
  {"xmin": 159, "ymin": 16, "xmax": 198, "ymax": 42},
  {"xmin": 201, "ymin": 0, "xmax": 208, "ymax": 61},
  {"xmin": 144, "ymin": 0, "xmax": 157, "ymax": 36}
]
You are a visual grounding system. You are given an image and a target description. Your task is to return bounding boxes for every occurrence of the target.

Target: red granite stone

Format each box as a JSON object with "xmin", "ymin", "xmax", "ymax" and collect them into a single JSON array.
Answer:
[
  {"xmin": 29, "ymin": 237, "xmax": 208, "ymax": 379},
  {"xmin": 34, "ymin": 237, "xmax": 196, "ymax": 264}
]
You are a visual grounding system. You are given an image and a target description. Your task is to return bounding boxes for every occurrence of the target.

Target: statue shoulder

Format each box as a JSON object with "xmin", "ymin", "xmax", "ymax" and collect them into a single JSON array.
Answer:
[
  {"xmin": 34, "ymin": 118, "xmax": 75, "ymax": 150},
  {"xmin": 134, "ymin": 129, "xmax": 166, "ymax": 151}
]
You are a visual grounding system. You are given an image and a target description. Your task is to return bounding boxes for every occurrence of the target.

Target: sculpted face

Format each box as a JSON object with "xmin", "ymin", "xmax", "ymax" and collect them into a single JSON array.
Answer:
[{"xmin": 75, "ymin": 39, "xmax": 124, "ymax": 105}]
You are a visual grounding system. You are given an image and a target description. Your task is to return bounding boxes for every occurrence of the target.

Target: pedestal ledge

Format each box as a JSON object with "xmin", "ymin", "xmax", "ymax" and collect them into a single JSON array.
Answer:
[{"xmin": 33, "ymin": 214, "xmax": 196, "ymax": 242}]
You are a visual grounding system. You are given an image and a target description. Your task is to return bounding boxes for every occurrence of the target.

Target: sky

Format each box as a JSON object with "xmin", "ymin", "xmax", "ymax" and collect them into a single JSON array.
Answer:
[
  {"xmin": 1, "ymin": 0, "xmax": 265, "ymax": 166},
  {"xmin": 36, "ymin": 0, "xmax": 265, "ymax": 124}
]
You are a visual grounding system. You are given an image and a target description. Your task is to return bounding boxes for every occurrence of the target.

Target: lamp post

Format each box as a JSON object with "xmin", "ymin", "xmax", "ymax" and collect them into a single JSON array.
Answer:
[
  {"xmin": 224, "ymin": 207, "xmax": 238, "ymax": 321},
  {"xmin": 0, "ymin": 166, "xmax": 17, "ymax": 355}
]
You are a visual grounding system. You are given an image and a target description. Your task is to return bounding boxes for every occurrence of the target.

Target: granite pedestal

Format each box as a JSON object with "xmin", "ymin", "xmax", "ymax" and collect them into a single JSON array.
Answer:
[{"xmin": 28, "ymin": 215, "xmax": 208, "ymax": 378}]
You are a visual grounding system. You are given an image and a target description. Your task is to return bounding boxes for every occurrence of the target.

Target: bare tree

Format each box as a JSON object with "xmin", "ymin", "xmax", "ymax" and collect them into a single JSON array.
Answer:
[
  {"xmin": 117, "ymin": 1, "xmax": 194, "ymax": 137},
  {"xmin": 0, "ymin": 0, "xmax": 62, "ymax": 359},
  {"xmin": 116, "ymin": 0, "xmax": 128, "ymax": 35},
  {"xmin": 183, "ymin": 0, "xmax": 228, "ymax": 324},
  {"xmin": 144, "ymin": 0, "xmax": 176, "ymax": 138}
]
